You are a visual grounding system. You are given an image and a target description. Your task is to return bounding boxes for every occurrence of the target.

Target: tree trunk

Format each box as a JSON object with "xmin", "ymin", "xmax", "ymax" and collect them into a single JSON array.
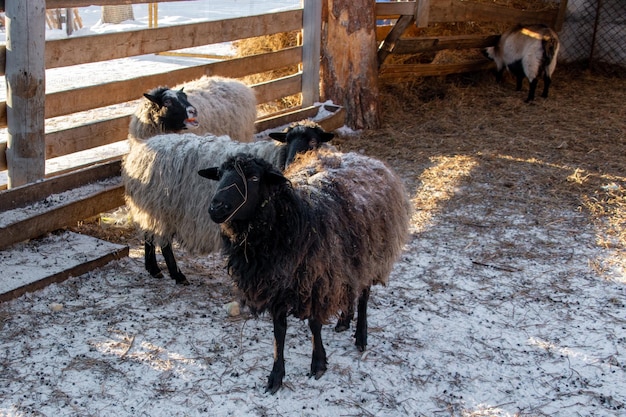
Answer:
[
  {"xmin": 321, "ymin": 0, "xmax": 380, "ymax": 130},
  {"xmin": 101, "ymin": 5, "xmax": 135, "ymax": 24}
]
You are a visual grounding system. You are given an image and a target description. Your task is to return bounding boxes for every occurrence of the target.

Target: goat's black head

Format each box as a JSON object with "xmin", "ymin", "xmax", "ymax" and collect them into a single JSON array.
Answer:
[
  {"xmin": 144, "ymin": 87, "xmax": 199, "ymax": 133},
  {"xmin": 269, "ymin": 122, "xmax": 334, "ymax": 168},
  {"xmin": 199, "ymin": 154, "xmax": 287, "ymax": 224}
]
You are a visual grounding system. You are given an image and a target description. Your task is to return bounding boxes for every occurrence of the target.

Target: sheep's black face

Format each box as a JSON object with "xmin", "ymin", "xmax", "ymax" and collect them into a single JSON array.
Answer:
[
  {"xmin": 269, "ymin": 125, "xmax": 334, "ymax": 169},
  {"xmin": 199, "ymin": 155, "xmax": 287, "ymax": 224},
  {"xmin": 145, "ymin": 88, "xmax": 198, "ymax": 133}
]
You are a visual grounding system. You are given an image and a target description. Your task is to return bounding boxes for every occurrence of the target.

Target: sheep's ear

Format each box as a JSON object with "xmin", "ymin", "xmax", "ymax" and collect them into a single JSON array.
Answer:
[
  {"xmin": 265, "ymin": 166, "xmax": 288, "ymax": 185},
  {"xmin": 320, "ymin": 132, "xmax": 334, "ymax": 143},
  {"xmin": 144, "ymin": 93, "xmax": 160, "ymax": 105},
  {"xmin": 268, "ymin": 132, "xmax": 288, "ymax": 143},
  {"xmin": 198, "ymin": 168, "xmax": 221, "ymax": 181}
]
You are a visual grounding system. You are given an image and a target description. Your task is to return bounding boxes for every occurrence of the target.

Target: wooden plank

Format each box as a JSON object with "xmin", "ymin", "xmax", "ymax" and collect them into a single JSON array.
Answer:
[
  {"xmin": 255, "ymin": 104, "xmax": 345, "ymax": 136},
  {"xmin": 0, "ymin": 10, "xmax": 302, "ymax": 76},
  {"xmin": 379, "ymin": 60, "xmax": 494, "ymax": 79},
  {"xmin": 250, "ymin": 74, "xmax": 303, "ymax": 106},
  {"xmin": 376, "ymin": 1, "xmax": 558, "ymax": 26},
  {"xmin": 5, "ymin": 48, "xmax": 300, "ymax": 122},
  {"xmin": 416, "ymin": 0, "xmax": 430, "ymax": 28},
  {"xmin": 0, "ymin": 185, "xmax": 125, "ymax": 251},
  {"xmin": 42, "ymin": 10, "xmax": 302, "ymax": 70},
  {"xmin": 376, "ymin": 1, "xmax": 416, "ymax": 18},
  {"xmin": 255, "ymin": 106, "xmax": 320, "ymax": 134},
  {"xmin": 0, "ymin": 140, "xmax": 6, "ymax": 171},
  {"xmin": 393, "ymin": 34, "xmax": 500, "ymax": 54},
  {"xmin": 0, "ymin": 160, "xmax": 122, "ymax": 211},
  {"xmin": 428, "ymin": 1, "xmax": 558, "ymax": 25},
  {"xmin": 46, "ymin": 115, "xmax": 131, "ymax": 159},
  {"xmin": 0, "ymin": 232, "xmax": 129, "ymax": 303},
  {"xmin": 0, "ymin": 44, "xmax": 302, "ymax": 129},
  {"xmin": 555, "ymin": 0, "xmax": 568, "ymax": 31},
  {"xmin": 378, "ymin": 14, "xmax": 415, "ymax": 68},
  {"xmin": 301, "ymin": 0, "xmax": 321, "ymax": 107},
  {"xmin": 45, "ymin": 0, "xmax": 189, "ymax": 8},
  {"xmin": 4, "ymin": 0, "xmax": 46, "ymax": 187}
]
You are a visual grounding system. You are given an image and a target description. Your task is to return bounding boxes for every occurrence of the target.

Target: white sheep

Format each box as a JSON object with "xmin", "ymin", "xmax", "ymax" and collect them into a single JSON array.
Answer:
[
  {"xmin": 128, "ymin": 75, "xmax": 257, "ymax": 142},
  {"xmin": 122, "ymin": 122, "xmax": 334, "ymax": 285}
]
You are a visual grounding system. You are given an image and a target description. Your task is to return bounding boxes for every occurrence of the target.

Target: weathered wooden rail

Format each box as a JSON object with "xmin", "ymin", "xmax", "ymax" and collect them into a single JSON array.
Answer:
[{"xmin": 0, "ymin": 0, "xmax": 322, "ymax": 186}]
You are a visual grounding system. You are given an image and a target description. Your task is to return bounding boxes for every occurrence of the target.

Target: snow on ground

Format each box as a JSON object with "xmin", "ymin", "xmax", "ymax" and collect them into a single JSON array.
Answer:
[
  {"xmin": 0, "ymin": 191, "xmax": 625, "ymax": 416},
  {"xmin": 1, "ymin": 2, "xmax": 625, "ymax": 416}
]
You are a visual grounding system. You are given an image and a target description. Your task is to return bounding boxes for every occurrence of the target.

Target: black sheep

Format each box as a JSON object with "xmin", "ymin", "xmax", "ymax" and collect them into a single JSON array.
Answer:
[{"xmin": 199, "ymin": 150, "xmax": 411, "ymax": 393}]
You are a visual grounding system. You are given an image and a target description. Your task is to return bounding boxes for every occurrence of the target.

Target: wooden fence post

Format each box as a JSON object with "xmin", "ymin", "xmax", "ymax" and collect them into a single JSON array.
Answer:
[
  {"xmin": 5, "ymin": 0, "xmax": 46, "ymax": 188},
  {"xmin": 301, "ymin": 0, "xmax": 321, "ymax": 107}
]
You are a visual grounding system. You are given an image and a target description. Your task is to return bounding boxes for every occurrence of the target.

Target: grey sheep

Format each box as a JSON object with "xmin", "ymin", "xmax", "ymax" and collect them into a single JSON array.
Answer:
[{"xmin": 122, "ymin": 122, "xmax": 334, "ymax": 284}]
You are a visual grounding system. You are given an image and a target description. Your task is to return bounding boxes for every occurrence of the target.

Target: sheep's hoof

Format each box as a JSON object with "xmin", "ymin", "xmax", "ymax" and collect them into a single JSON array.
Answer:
[
  {"xmin": 149, "ymin": 270, "xmax": 164, "ymax": 279},
  {"xmin": 309, "ymin": 369, "xmax": 326, "ymax": 380},
  {"xmin": 175, "ymin": 278, "xmax": 190, "ymax": 286},
  {"xmin": 355, "ymin": 333, "xmax": 367, "ymax": 352},
  {"xmin": 309, "ymin": 358, "xmax": 327, "ymax": 380},
  {"xmin": 265, "ymin": 372, "xmax": 284, "ymax": 394},
  {"xmin": 334, "ymin": 322, "xmax": 350, "ymax": 333}
]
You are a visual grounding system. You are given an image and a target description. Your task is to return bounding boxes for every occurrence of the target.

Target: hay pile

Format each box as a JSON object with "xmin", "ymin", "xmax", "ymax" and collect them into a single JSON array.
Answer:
[
  {"xmin": 332, "ymin": 65, "xmax": 626, "ymax": 270},
  {"xmin": 232, "ymin": 31, "xmax": 302, "ymax": 117}
]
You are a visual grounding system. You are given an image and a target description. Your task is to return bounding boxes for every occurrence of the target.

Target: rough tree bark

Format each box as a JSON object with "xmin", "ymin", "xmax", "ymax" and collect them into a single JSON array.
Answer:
[{"xmin": 321, "ymin": 0, "xmax": 380, "ymax": 130}]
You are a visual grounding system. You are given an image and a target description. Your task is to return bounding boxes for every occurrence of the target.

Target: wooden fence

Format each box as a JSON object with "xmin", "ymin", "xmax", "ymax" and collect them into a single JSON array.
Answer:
[
  {"xmin": 0, "ymin": 0, "xmax": 340, "ymax": 187},
  {"xmin": 376, "ymin": 0, "xmax": 568, "ymax": 81},
  {"xmin": 0, "ymin": 0, "xmax": 566, "ymax": 251},
  {"xmin": 0, "ymin": 0, "xmax": 348, "ymax": 251}
]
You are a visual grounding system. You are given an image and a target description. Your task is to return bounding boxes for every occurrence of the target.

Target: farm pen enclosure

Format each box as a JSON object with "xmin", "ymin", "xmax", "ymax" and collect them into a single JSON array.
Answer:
[{"xmin": 0, "ymin": 0, "xmax": 624, "ymax": 265}]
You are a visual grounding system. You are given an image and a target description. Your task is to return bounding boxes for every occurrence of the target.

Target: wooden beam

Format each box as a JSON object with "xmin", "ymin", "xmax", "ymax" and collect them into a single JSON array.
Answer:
[
  {"xmin": 301, "ymin": 0, "xmax": 322, "ymax": 107},
  {"xmin": 45, "ymin": 0, "xmax": 199, "ymax": 9},
  {"xmin": 5, "ymin": 0, "xmax": 46, "ymax": 188},
  {"xmin": 42, "ymin": 11, "xmax": 302, "ymax": 71},
  {"xmin": 0, "ymin": 48, "xmax": 302, "ymax": 127},
  {"xmin": 0, "ymin": 185, "xmax": 125, "ymax": 251},
  {"xmin": 0, "ymin": 233, "xmax": 129, "ymax": 303},
  {"xmin": 379, "ymin": 60, "xmax": 494, "ymax": 80},
  {"xmin": 252, "ymin": 74, "xmax": 302, "ymax": 104},
  {"xmin": 0, "ymin": 160, "xmax": 122, "ymax": 211},
  {"xmin": 554, "ymin": 0, "xmax": 568, "ymax": 31},
  {"xmin": 255, "ymin": 106, "xmax": 320, "ymax": 134},
  {"xmin": 393, "ymin": 34, "xmax": 500, "ymax": 55},
  {"xmin": 377, "ymin": 14, "xmax": 415, "ymax": 68},
  {"xmin": 46, "ymin": 115, "xmax": 131, "ymax": 159},
  {"xmin": 376, "ymin": 1, "xmax": 558, "ymax": 26},
  {"xmin": 415, "ymin": 0, "xmax": 430, "ymax": 28}
]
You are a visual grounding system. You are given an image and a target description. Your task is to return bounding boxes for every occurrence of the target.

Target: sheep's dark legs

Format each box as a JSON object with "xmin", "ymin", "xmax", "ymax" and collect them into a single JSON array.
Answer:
[
  {"xmin": 495, "ymin": 69, "xmax": 504, "ymax": 83},
  {"xmin": 354, "ymin": 287, "xmax": 370, "ymax": 352},
  {"xmin": 541, "ymin": 74, "xmax": 551, "ymax": 98},
  {"xmin": 144, "ymin": 239, "xmax": 163, "ymax": 278},
  {"xmin": 266, "ymin": 310, "xmax": 287, "ymax": 394},
  {"xmin": 308, "ymin": 317, "xmax": 327, "ymax": 380},
  {"xmin": 335, "ymin": 298, "xmax": 354, "ymax": 332},
  {"xmin": 526, "ymin": 78, "xmax": 538, "ymax": 102},
  {"xmin": 161, "ymin": 244, "xmax": 189, "ymax": 285}
]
